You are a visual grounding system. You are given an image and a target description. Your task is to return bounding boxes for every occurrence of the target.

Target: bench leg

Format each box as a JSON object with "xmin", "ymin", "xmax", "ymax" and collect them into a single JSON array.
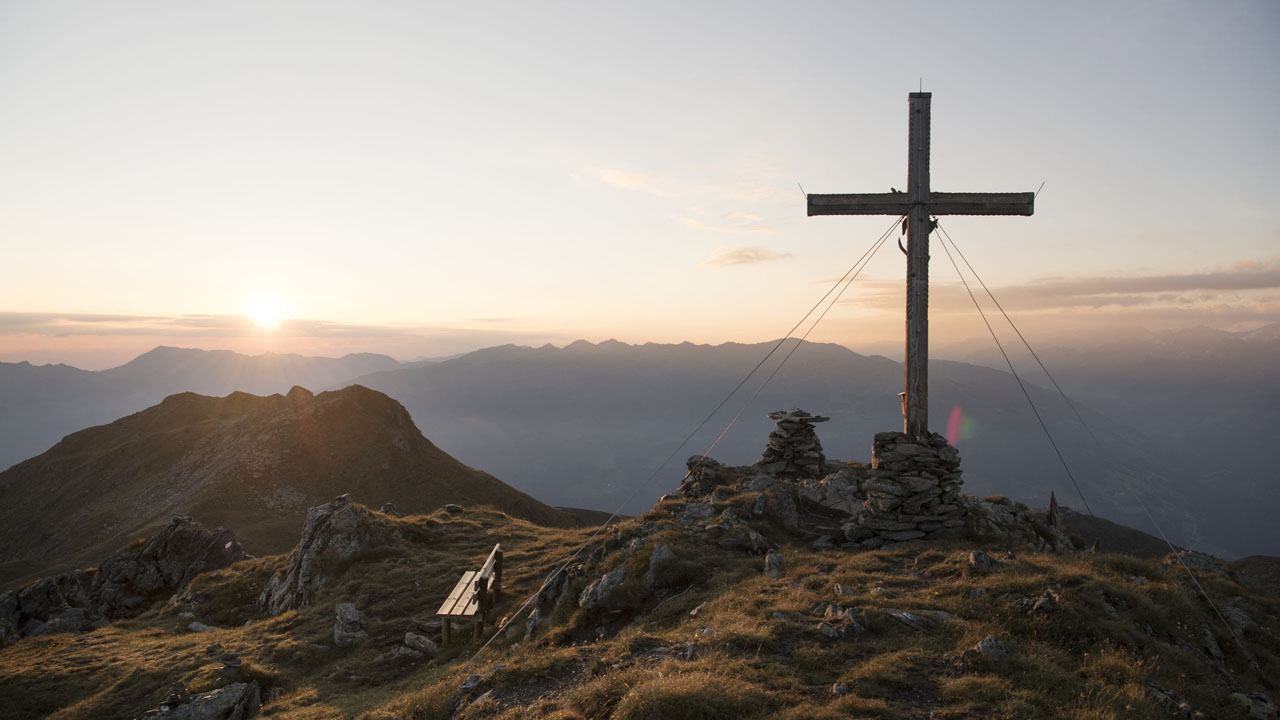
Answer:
[
  {"xmin": 442, "ymin": 618, "xmax": 451, "ymax": 646},
  {"xmin": 475, "ymin": 617, "xmax": 483, "ymax": 640}
]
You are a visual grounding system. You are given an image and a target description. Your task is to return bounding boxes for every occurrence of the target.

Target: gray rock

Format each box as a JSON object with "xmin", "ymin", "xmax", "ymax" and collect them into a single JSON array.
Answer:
[
  {"xmin": 1029, "ymin": 587, "xmax": 1060, "ymax": 615},
  {"xmin": 405, "ymin": 631, "xmax": 437, "ymax": 655},
  {"xmin": 642, "ymin": 546, "xmax": 679, "ymax": 590},
  {"xmin": 333, "ymin": 602, "xmax": 367, "ymax": 646},
  {"xmin": 969, "ymin": 551, "xmax": 1000, "ymax": 570},
  {"xmin": 746, "ymin": 528, "xmax": 771, "ymax": 554},
  {"xmin": 832, "ymin": 682, "xmax": 850, "ymax": 695},
  {"xmin": 141, "ymin": 681, "xmax": 260, "ymax": 720},
  {"xmin": 527, "ymin": 567, "xmax": 575, "ymax": 635},
  {"xmin": 882, "ymin": 608, "xmax": 931, "ymax": 633},
  {"xmin": 385, "ymin": 645, "xmax": 424, "ymax": 661},
  {"xmin": 2, "ymin": 517, "xmax": 244, "ymax": 646},
  {"xmin": 817, "ymin": 622, "xmax": 839, "ymax": 638},
  {"xmin": 799, "ymin": 470, "xmax": 863, "ymax": 515},
  {"xmin": 1229, "ymin": 691, "xmax": 1278, "ymax": 720},
  {"xmin": 1144, "ymin": 680, "xmax": 1196, "ymax": 719},
  {"xmin": 975, "ymin": 635, "xmax": 1010, "ymax": 662},
  {"xmin": 680, "ymin": 503, "xmax": 716, "ymax": 522},
  {"xmin": 1221, "ymin": 605, "xmax": 1257, "ymax": 632},
  {"xmin": 764, "ymin": 550, "xmax": 784, "ymax": 578},
  {"xmin": 188, "ymin": 621, "xmax": 219, "ymax": 633},
  {"xmin": 579, "ymin": 567, "xmax": 628, "ymax": 610}
]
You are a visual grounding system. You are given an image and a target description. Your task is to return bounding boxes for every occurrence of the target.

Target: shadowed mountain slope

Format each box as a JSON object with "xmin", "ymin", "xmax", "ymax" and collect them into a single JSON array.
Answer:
[{"xmin": 0, "ymin": 385, "xmax": 573, "ymax": 589}]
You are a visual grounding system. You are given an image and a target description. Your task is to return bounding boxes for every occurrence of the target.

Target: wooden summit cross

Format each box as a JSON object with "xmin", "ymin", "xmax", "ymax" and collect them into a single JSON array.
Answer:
[{"xmin": 807, "ymin": 92, "xmax": 1034, "ymax": 438}]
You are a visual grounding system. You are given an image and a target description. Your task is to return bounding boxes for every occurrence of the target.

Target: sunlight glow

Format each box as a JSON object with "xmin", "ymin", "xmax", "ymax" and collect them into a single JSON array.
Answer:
[{"xmin": 246, "ymin": 295, "xmax": 286, "ymax": 329}]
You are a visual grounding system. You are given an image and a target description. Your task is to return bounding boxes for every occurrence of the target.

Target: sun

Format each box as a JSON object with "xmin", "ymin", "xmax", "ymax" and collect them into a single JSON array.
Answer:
[{"xmin": 246, "ymin": 295, "xmax": 286, "ymax": 329}]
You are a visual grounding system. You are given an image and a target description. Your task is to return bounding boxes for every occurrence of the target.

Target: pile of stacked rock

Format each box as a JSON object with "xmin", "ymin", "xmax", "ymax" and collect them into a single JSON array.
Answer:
[
  {"xmin": 757, "ymin": 409, "xmax": 829, "ymax": 478},
  {"xmin": 842, "ymin": 431, "xmax": 966, "ymax": 549}
]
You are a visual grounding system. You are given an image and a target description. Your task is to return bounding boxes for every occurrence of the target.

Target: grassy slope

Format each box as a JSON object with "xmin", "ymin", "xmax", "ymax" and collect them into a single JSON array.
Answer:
[{"xmin": 2, "ymin": 487, "xmax": 1276, "ymax": 720}]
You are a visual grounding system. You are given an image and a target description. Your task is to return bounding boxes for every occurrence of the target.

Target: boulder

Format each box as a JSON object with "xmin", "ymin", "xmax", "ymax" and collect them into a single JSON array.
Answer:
[
  {"xmin": 405, "ymin": 631, "xmax": 437, "ymax": 656},
  {"xmin": 969, "ymin": 551, "xmax": 1000, "ymax": 571},
  {"xmin": 333, "ymin": 602, "xmax": 367, "ymax": 646},
  {"xmin": 140, "ymin": 681, "xmax": 260, "ymax": 720},
  {"xmin": 681, "ymin": 456, "xmax": 721, "ymax": 497},
  {"xmin": 642, "ymin": 546, "xmax": 679, "ymax": 591},
  {"xmin": 974, "ymin": 635, "xmax": 1011, "ymax": 662},
  {"xmin": 764, "ymin": 550, "xmax": 784, "ymax": 578}
]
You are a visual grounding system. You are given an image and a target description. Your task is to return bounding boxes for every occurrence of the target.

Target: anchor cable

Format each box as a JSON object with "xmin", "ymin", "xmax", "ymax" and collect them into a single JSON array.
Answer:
[
  {"xmin": 933, "ymin": 218, "xmax": 1268, "ymax": 684},
  {"xmin": 930, "ymin": 215, "xmax": 1096, "ymax": 517},
  {"xmin": 444, "ymin": 214, "xmax": 905, "ymax": 679}
]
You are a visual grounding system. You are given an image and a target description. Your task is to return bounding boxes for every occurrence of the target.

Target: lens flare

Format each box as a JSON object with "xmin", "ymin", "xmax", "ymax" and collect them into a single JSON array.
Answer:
[{"xmin": 946, "ymin": 405, "xmax": 977, "ymax": 445}]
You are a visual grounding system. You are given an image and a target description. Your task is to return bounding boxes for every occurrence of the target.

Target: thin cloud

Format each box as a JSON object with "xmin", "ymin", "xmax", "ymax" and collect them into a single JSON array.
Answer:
[
  {"xmin": 677, "ymin": 211, "xmax": 778, "ymax": 234},
  {"xmin": 705, "ymin": 247, "xmax": 794, "ymax": 268},
  {"xmin": 0, "ymin": 312, "xmax": 537, "ymax": 340},
  {"xmin": 835, "ymin": 257, "xmax": 1280, "ymax": 317},
  {"xmin": 594, "ymin": 168, "xmax": 675, "ymax": 196}
]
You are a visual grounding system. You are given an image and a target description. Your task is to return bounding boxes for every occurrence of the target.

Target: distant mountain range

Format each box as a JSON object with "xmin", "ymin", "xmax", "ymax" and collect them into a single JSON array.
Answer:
[
  {"xmin": 1, "ymin": 328, "xmax": 1275, "ymax": 558},
  {"xmin": 0, "ymin": 385, "xmax": 573, "ymax": 589},
  {"xmin": 344, "ymin": 339, "xmax": 1248, "ymax": 553}
]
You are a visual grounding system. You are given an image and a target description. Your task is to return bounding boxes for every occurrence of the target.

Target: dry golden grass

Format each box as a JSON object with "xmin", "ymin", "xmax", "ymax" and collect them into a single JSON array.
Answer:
[{"xmin": 2, "ymin": 499, "xmax": 1277, "ymax": 720}]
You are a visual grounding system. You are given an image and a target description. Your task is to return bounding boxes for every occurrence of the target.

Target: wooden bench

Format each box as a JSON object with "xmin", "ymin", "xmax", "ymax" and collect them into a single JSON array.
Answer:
[{"xmin": 436, "ymin": 543, "xmax": 503, "ymax": 644}]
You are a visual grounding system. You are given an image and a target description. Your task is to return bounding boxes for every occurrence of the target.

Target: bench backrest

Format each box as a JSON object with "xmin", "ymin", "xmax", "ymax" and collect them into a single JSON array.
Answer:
[{"xmin": 436, "ymin": 543, "xmax": 502, "ymax": 618}]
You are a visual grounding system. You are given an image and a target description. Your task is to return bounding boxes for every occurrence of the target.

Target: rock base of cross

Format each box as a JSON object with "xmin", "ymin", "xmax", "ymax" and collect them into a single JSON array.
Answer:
[
  {"xmin": 674, "ymin": 409, "xmax": 1074, "ymax": 552},
  {"xmin": 841, "ymin": 431, "xmax": 966, "ymax": 550}
]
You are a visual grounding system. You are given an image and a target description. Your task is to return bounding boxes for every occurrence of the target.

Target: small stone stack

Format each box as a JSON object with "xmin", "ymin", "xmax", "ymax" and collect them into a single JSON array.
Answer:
[
  {"xmin": 757, "ymin": 409, "xmax": 829, "ymax": 478},
  {"xmin": 843, "ymin": 431, "xmax": 966, "ymax": 548}
]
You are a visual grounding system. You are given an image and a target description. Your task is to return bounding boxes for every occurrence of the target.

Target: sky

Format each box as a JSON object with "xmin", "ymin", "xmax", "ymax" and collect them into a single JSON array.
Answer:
[{"xmin": 1, "ymin": 1, "xmax": 1277, "ymax": 368}]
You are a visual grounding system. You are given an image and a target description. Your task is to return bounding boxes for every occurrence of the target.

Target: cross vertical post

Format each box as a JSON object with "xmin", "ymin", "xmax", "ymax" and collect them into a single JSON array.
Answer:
[
  {"xmin": 905, "ymin": 92, "xmax": 932, "ymax": 438},
  {"xmin": 805, "ymin": 92, "xmax": 1034, "ymax": 439}
]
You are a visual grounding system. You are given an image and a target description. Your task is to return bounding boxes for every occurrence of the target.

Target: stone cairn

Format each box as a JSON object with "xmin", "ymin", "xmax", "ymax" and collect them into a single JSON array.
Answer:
[
  {"xmin": 843, "ymin": 431, "xmax": 966, "ymax": 549},
  {"xmin": 757, "ymin": 409, "xmax": 829, "ymax": 478}
]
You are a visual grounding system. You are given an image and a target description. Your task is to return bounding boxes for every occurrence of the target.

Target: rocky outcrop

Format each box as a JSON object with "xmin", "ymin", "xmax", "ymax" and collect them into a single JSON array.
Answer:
[
  {"xmin": 679, "ymin": 456, "xmax": 721, "ymax": 497},
  {"xmin": 964, "ymin": 496, "xmax": 1072, "ymax": 551},
  {"xmin": 258, "ymin": 495, "xmax": 400, "ymax": 615},
  {"xmin": 0, "ymin": 516, "xmax": 243, "ymax": 646},
  {"xmin": 756, "ymin": 409, "xmax": 829, "ymax": 478},
  {"xmin": 841, "ymin": 432, "xmax": 966, "ymax": 549},
  {"xmin": 95, "ymin": 515, "xmax": 245, "ymax": 618},
  {"xmin": 578, "ymin": 567, "xmax": 627, "ymax": 610},
  {"xmin": 526, "ymin": 566, "xmax": 579, "ymax": 635},
  {"xmin": 798, "ymin": 470, "xmax": 863, "ymax": 515},
  {"xmin": 642, "ymin": 545, "xmax": 679, "ymax": 590}
]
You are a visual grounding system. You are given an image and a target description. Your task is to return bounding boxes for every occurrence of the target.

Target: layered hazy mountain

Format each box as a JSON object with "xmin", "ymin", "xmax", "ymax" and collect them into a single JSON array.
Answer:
[
  {"xmin": 0, "ymin": 346, "xmax": 407, "ymax": 471},
  {"xmin": 944, "ymin": 323, "xmax": 1280, "ymax": 557},
  {"xmin": 1, "ymin": 331, "xmax": 1274, "ymax": 558},
  {"xmin": 0, "ymin": 384, "xmax": 573, "ymax": 589},
  {"xmin": 343, "ymin": 338, "xmax": 1261, "ymax": 557}
]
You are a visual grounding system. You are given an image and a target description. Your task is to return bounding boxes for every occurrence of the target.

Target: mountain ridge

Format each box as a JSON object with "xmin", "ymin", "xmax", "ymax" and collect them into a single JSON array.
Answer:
[{"xmin": 0, "ymin": 384, "xmax": 574, "ymax": 589}]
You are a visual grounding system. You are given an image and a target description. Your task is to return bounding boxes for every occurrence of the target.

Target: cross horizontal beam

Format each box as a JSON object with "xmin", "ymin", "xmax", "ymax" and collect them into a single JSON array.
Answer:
[{"xmin": 807, "ymin": 191, "xmax": 1034, "ymax": 217}]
